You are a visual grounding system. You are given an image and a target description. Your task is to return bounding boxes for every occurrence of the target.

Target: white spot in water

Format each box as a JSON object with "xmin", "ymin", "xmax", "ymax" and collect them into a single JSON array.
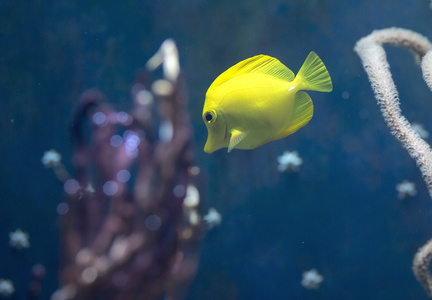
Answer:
[
  {"xmin": 396, "ymin": 180, "xmax": 417, "ymax": 200},
  {"xmin": 203, "ymin": 208, "xmax": 222, "ymax": 229},
  {"xmin": 301, "ymin": 269, "xmax": 324, "ymax": 289},
  {"xmin": 183, "ymin": 185, "xmax": 200, "ymax": 208},
  {"xmin": 0, "ymin": 279, "xmax": 15, "ymax": 297},
  {"xmin": 277, "ymin": 151, "xmax": 303, "ymax": 172},
  {"xmin": 412, "ymin": 122, "xmax": 429, "ymax": 139},
  {"xmin": 41, "ymin": 149, "xmax": 62, "ymax": 168},
  {"xmin": 9, "ymin": 229, "xmax": 30, "ymax": 249}
]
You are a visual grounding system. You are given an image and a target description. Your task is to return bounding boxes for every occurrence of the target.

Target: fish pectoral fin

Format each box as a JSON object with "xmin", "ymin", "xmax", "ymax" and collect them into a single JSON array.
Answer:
[{"xmin": 228, "ymin": 129, "xmax": 249, "ymax": 153}]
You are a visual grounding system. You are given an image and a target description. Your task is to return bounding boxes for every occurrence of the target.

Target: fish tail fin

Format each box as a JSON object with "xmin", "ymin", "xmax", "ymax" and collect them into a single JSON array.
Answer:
[{"xmin": 296, "ymin": 51, "xmax": 332, "ymax": 93}]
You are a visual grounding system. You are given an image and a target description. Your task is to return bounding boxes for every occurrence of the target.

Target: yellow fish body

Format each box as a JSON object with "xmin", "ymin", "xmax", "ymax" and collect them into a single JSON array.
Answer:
[{"xmin": 202, "ymin": 51, "xmax": 332, "ymax": 153}]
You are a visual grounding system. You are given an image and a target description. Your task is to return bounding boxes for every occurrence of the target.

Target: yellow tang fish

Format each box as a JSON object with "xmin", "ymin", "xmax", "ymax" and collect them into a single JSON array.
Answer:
[{"xmin": 202, "ymin": 51, "xmax": 332, "ymax": 153}]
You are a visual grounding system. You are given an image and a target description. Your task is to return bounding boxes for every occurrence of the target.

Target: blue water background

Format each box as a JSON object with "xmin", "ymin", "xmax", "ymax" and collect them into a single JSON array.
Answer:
[{"xmin": 1, "ymin": 0, "xmax": 432, "ymax": 299}]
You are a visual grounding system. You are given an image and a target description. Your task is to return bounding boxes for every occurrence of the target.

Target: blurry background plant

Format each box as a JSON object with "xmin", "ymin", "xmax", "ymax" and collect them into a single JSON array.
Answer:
[{"xmin": 43, "ymin": 40, "xmax": 205, "ymax": 300}]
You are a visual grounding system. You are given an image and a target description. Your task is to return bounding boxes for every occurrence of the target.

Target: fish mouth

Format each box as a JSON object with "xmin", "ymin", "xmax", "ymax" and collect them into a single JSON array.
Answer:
[
  {"xmin": 203, "ymin": 112, "xmax": 226, "ymax": 154},
  {"xmin": 204, "ymin": 141, "xmax": 225, "ymax": 153},
  {"xmin": 204, "ymin": 143, "xmax": 213, "ymax": 153},
  {"xmin": 204, "ymin": 135, "xmax": 220, "ymax": 153}
]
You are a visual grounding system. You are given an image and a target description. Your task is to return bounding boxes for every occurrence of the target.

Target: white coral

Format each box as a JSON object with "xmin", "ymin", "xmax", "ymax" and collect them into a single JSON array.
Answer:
[
  {"xmin": 41, "ymin": 149, "xmax": 62, "ymax": 168},
  {"xmin": 301, "ymin": 269, "xmax": 324, "ymax": 290},
  {"xmin": 9, "ymin": 229, "xmax": 30, "ymax": 249},
  {"xmin": 396, "ymin": 180, "xmax": 417, "ymax": 200},
  {"xmin": 277, "ymin": 151, "xmax": 303, "ymax": 172},
  {"xmin": 203, "ymin": 208, "xmax": 222, "ymax": 229},
  {"xmin": 0, "ymin": 279, "xmax": 14, "ymax": 297}
]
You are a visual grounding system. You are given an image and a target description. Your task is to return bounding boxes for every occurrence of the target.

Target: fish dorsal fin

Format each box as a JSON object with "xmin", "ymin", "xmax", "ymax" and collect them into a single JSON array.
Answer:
[
  {"xmin": 278, "ymin": 91, "xmax": 314, "ymax": 138},
  {"xmin": 228, "ymin": 129, "xmax": 249, "ymax": 153},
  {"xmin": 208, "ymin": 55, "xmax": 295, "ymax": 92}
]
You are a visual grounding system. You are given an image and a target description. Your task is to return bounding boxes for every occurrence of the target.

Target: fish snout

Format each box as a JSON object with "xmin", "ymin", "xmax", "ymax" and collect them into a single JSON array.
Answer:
[{"xmin": 204, "ymin": 142, "xmax": 215, "ymax": 154}]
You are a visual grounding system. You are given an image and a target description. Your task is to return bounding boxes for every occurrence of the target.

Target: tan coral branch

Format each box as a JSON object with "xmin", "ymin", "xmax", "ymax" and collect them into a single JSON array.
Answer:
[
  {"xmin": 414, "ymin": 239, "xmax": 432, "ymax": 297},
  {"xmin": 354, "ymin": 27, "xmax": 432, "ymax": 297}
]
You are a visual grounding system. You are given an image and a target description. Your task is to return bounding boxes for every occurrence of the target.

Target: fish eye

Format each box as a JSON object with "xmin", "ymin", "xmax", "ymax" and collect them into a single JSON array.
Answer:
[{"xmin": 204, "ymin": 110, "xmax": 217, "ymax": 124}]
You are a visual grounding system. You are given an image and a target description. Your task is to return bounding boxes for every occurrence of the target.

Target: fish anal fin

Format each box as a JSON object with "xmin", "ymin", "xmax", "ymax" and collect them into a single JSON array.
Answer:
[
  {"xmin": 296, "ymin": 51, "xmax": 333, "ymax": 93},
  {"xmin": 208, "ymin": 55, "xmax": 295, "ymax": 92},
  {"xmin": 277, "ymin": 91, "xmax": 313, "ymax": 139},
  {"xmin": 228, "ymin": 129, "xmax": 249, "ymax": 153}
]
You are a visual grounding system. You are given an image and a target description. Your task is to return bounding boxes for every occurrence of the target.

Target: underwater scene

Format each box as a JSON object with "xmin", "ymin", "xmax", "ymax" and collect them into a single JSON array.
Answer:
[{"xmin": 2, "ymin": 0, "xmax": 432, "ymax": 299}]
